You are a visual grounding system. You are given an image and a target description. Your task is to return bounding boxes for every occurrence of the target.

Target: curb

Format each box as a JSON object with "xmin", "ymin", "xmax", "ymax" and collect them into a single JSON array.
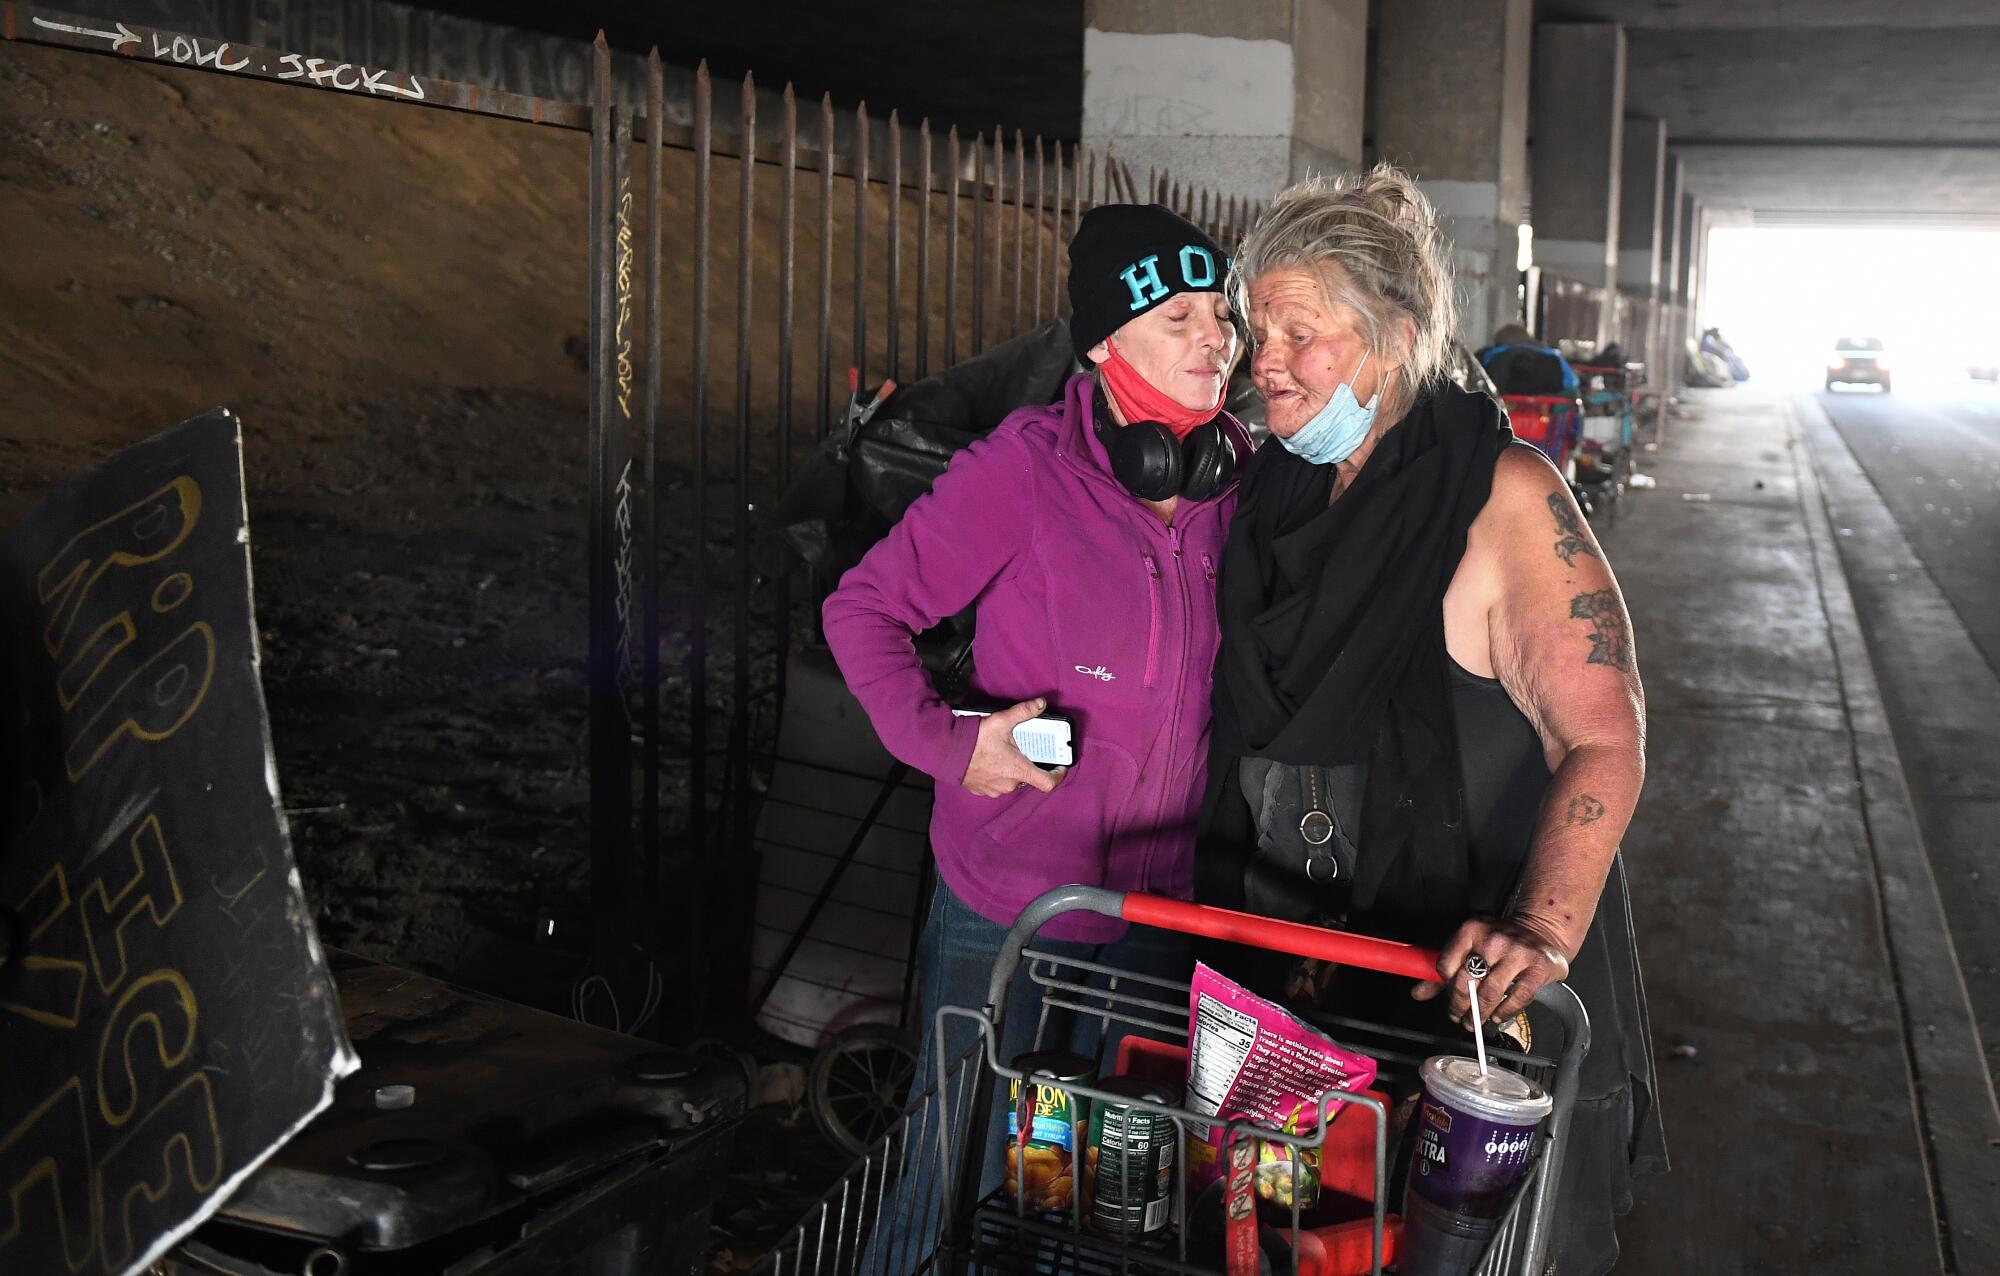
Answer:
[{"xmin": 1788, "ymin": 393, "xmax": 2000, "ymax": 1275}]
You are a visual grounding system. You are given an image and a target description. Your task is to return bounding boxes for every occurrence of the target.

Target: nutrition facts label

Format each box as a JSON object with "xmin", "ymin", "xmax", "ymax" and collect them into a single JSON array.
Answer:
[
  {"xmin": 1189, "ymin": 992, "xmax": 1259, "ymax": 1118},
  {"xmin": 1181, "ymin": 962, "xmax": 1379, "ymax": 1208}
]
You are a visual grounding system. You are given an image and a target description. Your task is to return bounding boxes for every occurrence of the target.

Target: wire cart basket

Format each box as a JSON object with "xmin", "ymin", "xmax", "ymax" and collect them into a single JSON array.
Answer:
[
  {"xmin": 757, "ymin": 886, "xmax": 1590, "ymax": 1276},
  {"xmin": 1498, "ymin": 393, "xmax": 1584, "ymax": 483},
  {"xmin": 1572, "ymin": 362, "xmax": 1643, "ymax": 519}
]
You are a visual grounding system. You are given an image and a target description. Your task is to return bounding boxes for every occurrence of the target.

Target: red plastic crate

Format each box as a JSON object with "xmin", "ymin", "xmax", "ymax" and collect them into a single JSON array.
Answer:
[{"xmin": 1109, "ymin": 1037, "xmax": 1405, "ymax": 1276}]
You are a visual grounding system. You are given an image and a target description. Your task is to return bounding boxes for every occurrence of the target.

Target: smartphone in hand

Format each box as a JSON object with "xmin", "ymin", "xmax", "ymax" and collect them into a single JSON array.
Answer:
[{"xmin": 950, "ymin": 706, "xmax": 1076, "ymax": 768}]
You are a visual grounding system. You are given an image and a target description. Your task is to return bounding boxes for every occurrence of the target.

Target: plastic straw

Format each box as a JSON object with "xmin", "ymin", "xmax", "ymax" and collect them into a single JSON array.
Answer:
[{"xmin": 1468, "ymin": 974, "xmax": 1490, "ymax": 1078}]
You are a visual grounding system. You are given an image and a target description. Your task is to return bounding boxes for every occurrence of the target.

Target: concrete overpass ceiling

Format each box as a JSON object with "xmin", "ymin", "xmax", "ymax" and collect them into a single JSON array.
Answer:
[
  {"xmin": 1621, "ymin": 27, "xmax": 2000, "ymax": 145},
  {"xmin": 1534, "ymin": 2, "xmax": 2000, "ymax": 218},
  {"xmin": 1538, "ymin": 0, "xmax": 2000, "ymax": 28},
  {"xmin": 1683, "ymin": 149, "xmax": 2000, "ymax": 225}
]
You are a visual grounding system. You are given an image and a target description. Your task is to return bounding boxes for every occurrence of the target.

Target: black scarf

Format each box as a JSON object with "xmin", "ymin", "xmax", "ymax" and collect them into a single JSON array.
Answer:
[{"xmin": 1201, "ymin": 383, "xmax": 1511, "ymax": 924}]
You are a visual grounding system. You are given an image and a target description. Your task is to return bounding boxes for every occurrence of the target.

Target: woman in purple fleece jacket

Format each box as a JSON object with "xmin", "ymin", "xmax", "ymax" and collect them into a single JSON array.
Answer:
[{"xmin": 824, "ymin": 206, "xmax": 1249, "ymax": 1218}]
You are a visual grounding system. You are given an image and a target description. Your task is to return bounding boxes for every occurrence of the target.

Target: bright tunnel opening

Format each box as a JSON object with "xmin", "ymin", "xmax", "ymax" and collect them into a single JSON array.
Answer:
[{"xmin": 1702, "ymin": 226, "xmax": 2000, "ymax": 392}]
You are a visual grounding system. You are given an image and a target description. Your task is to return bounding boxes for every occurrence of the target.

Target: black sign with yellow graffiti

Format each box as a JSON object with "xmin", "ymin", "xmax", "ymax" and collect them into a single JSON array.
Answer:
[{"xmin": 0, "ymin": 410, "xmax": 358, "ymax": 1276}]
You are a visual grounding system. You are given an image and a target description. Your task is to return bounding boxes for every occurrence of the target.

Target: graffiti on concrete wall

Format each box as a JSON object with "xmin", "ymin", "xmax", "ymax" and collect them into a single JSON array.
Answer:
[
  {"xmin": 43, "ymin": 0, "xmax": 962, "ymax": 175},
  {"xmin": 30, "ymin": 13, "xmax": 433, "ymax": 99},
  {"xmin": 61, "ymin": 0, "xmax": 658, "ymax": 110}
]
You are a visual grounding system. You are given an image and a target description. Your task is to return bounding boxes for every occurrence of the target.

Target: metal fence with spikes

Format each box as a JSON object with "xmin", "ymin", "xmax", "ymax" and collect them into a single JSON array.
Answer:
[{"xmin": 5, "ymin": 3, "xmax": 1271, "ymax": 1029}]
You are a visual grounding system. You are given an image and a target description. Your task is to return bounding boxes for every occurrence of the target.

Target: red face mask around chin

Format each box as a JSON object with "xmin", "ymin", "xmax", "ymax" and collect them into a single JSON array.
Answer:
[{"xmin": 1099, "ymin": 340, "xmax": 1220, "ymax": 438}]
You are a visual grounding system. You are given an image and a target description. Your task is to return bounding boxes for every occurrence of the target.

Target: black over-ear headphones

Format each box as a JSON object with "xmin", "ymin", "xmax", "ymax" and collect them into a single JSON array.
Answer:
[{"xmin": 1093, "ymin": 387, "xmax": 1235, "ymax": 503}]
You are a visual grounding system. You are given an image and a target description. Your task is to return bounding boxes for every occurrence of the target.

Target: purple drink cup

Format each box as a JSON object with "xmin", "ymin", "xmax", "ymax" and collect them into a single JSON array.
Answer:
[{"xmin": 1399, "ymin": 1055, "xmax": 1553, "ymax": 1276}]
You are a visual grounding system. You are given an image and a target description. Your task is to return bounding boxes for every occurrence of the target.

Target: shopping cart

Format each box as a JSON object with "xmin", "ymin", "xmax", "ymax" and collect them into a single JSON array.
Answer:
[
  {"xmin": 1570, "ymin": 364, "xmax": 1639, "ymax": 522},
  {"xmin": 756, "ymin": 885, "xmax": 1590, "ymax": 1276},
  {"xmin": 1498, "ymin": 393, "xmax": 1583, "ymax": 484}
]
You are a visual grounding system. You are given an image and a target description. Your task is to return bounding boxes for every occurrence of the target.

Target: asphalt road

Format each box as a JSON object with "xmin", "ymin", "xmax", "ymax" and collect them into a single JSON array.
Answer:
[
  {"xmin": 1806, "ymin": 381, "xmax": 2000, "ymax": 1272},
  {"xmin": 1816, "ymin": 380, "xmax": 2000, "ymax": 1074},
  {"xmin": 1818, "ymin": 382, "xmax": 2000, "ymax": 673}
]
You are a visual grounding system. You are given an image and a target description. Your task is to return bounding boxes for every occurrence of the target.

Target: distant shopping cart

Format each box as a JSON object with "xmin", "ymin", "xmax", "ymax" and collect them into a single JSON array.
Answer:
[
  {"xmin": 1500, "ymin": 392, "xmax": 1584, "ymax": 484},
  {"xmin": 1571, "ymin": 362, "xmax": 1643, "ymax": 522}
]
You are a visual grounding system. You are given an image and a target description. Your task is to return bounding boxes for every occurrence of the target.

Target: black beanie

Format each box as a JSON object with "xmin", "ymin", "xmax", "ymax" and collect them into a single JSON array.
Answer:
[{"xmin": 1066, "ymin": 203, "xmax": 1228, "ymax": 361}]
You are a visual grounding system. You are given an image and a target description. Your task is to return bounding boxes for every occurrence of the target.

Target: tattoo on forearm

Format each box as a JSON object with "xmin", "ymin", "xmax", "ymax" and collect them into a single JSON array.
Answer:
[
  {"xmin": 1548, "ymin": 492, "xmax": 1598, "ymax": 567},
  {"xmin": 1569, "ymin": 589, "xmax": 1633, "ymax": 670},
  {"xmin": 1565, "ymin": 794, "xmax": 1607, "ymax": 826}
]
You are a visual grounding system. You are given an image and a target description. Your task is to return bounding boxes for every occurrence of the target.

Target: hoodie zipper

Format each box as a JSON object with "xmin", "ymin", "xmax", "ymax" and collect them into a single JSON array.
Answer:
[
  {"xmin": 1138, "ymin": 529, "xmax": 1196, "ymax": 891},
  {"xmin": 1200, "ymin": 550, "xmax": 1216, "ymax": 584},
  {"xmin": 1142, "ymin": 554, "xmax": 1162, "ymax": 688},
  {"xmin": 1158, "ymin": 528, "xmax": 1183, "ymax": 692}
]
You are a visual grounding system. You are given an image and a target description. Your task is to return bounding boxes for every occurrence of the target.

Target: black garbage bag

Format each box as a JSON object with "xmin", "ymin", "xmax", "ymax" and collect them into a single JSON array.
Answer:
[
  {"xmin": 1480, "ymin": 344, "xmax": 1571, "ymax": 395},
  {"xmin": 774, "ymin": 318, "xmax": 1080, "ymax": 587}
]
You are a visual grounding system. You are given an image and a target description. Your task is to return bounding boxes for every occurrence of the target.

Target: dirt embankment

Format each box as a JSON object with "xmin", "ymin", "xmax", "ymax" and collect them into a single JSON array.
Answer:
[{"xmin": 5, "ymin": 40, "xmax": 628, "ymax": 1004}]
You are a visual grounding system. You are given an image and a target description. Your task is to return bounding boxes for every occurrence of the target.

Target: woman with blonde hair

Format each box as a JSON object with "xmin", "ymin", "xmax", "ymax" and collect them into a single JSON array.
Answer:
[{"xmin": 1198, "ymin": 165, "xmax": 1665, "ymax": 1274}]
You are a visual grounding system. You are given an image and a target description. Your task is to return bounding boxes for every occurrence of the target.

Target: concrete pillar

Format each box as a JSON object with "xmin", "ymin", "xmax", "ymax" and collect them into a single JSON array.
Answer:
[
  {"xmin": 1659, "ymin": 157, "xmax": 1685, "ymax": 389},
  {"xmin": 1618, "ymin": 117, "xmax": 1667, "ymax": 299},
  {"xmin": 1661, "ymin": 158, "xmax": 1685, "ymax": 307},
  {"xmin": 1670, "ymin": 192, "xmax": 1701, "ymax": 384},
  {"xmin": 1081, "ymin": 0, "xmax": 1367, "ymax": 199},
  {"xmin": 1674, "ymin": 191, "xmax": 1699, "ymax": 319},
  {"xmin": 1372, "ymin": 0, "xmax": 1533, "ymax": 349},
  {"xmin": 1692, "ymin": 206, "xmax": 1713, "ymax": 334},
  {"xmin": 1617, "ymin": 116, "xmax": 1667, "ymax": 383},
  {"xmin": 1529, "ymin": 23, "xmax": 1627, "ymax": 345}
]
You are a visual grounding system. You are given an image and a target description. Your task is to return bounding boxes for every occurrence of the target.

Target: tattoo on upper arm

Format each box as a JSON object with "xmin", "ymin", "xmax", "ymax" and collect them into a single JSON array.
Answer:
[
  {"xmin": 1548, "ymin": 492, "xmax": 1598, "ymax": 567},
  {"xmin": 1569, "ymin": 589, "xmax": 1633, "ymax": 670},
  {"xmin": 1565, "ymin": 794, "xmax": 1607, "ymax": 826}
]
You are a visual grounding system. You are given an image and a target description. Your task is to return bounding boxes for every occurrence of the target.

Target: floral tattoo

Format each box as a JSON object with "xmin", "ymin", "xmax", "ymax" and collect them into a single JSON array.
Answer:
[{"xmin": 1569, "ymin": 589, "xmax": 1632, "ymax": 670}]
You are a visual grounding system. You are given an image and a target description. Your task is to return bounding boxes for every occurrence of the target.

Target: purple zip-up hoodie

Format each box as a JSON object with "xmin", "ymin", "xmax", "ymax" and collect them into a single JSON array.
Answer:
[{"xmin": 823, "ymin": 372, "xmax": 1253, "ymax": 941}]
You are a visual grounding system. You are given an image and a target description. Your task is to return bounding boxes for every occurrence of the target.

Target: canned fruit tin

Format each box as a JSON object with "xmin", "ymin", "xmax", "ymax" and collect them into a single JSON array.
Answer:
[
  {"xmin": 1006, "ymin": 1051, "xmax": 1093, "ymax": 1211},
  {"xmin": 1087, "ymin": 1076, "xmax": 1181, "ymax": 1237}
]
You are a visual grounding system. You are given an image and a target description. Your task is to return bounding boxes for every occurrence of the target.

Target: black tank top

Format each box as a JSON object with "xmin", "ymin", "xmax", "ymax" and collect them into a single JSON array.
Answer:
[{"xmin": 1448, "ymin": 655, "xmax": 1553, "ymax": 913}]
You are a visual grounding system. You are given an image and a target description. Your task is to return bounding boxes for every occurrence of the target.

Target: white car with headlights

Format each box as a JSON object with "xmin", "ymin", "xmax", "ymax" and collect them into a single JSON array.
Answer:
[{"xmin": 1827, "ymin": 337, "xmax": 1890, "ymax": 392}]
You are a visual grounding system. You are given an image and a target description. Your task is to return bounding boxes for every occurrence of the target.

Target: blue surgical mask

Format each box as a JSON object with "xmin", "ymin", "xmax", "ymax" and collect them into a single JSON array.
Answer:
[{"xmin": 1276, "ymin": 350, "xmax": 1380, "ymax": 466}]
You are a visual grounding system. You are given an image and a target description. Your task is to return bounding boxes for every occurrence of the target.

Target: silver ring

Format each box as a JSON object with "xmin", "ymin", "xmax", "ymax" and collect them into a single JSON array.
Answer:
[
  {"xmin": 1299, "ymin": 810, "xmax": 1334, "ymax": 846},
  {"xmin": 1464, "ymin": 954, "xmax": 1489, "ymax": 979}
]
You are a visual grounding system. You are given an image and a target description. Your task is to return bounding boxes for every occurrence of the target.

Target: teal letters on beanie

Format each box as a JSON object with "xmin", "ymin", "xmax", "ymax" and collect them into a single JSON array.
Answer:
[{"xmin": 1116, "ymin": 246, "xmax": 1224, "ymax": 311}]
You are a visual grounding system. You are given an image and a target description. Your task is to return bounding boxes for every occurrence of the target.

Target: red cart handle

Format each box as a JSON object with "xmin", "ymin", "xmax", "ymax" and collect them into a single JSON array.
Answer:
[
  {"xmin": 991, "ymin": 887, "xmax": 1448, "ymax": 1013},
  {"xmin": 1120, "ymin": 893, "xmax": 1443, "ymax": 983}
]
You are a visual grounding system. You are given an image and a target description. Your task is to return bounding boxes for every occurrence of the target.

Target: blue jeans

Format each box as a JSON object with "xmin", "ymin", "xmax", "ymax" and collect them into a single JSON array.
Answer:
[{"xmin": 859, "ymin": 881, "xmax": 1193, "ymax": 1274}]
